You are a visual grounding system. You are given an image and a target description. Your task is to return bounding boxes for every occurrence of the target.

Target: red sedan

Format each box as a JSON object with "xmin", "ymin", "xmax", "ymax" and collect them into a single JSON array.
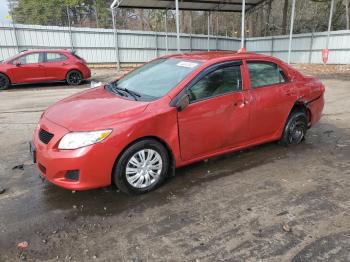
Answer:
[
  {"xmin": 30, "ymin": 51, "xmax": 325, "ymax": 194},
  {"xmin": 0, "ymin": 49, "xmax": 91, "ymax": 90}
]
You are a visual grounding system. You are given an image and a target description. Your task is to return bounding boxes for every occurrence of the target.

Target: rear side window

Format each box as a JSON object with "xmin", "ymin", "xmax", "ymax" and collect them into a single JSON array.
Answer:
[
  {"xmin": 248, "ymin": 62, "xmax": 287, "ymax": 88},
  {"xmin": 188, "ymin": 64, "xmax": 242, "ymax": 102},
  {"xmin": 46, "ymin": 53, "xmax": 67, "ymax": 62}
]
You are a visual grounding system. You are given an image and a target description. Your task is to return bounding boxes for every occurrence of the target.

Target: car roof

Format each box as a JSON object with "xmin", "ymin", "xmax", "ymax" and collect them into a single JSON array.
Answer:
[
  {"xmin": 19, "ymin": 49, "xmax": 72, "ymax": 54},
  {"xmin": 166, "ymin": 51, "xmax": 273, "ymax": 62},
  {"xmin": 2, "ymin": 49, "xmax": 73, "ymax": 62}
]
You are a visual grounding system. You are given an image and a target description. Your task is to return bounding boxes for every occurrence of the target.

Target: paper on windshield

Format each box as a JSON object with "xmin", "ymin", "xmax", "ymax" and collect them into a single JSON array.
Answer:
[{"xmin": 176, "ymin": 61, "xmax": 198, "ymax": 68}]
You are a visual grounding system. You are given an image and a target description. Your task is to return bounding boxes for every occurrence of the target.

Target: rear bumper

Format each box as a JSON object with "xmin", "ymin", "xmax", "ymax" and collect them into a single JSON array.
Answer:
[
  {"xmin": 82, "ymin": 67, "xmax": 91, "ymax": 80},
  {"xmin": 32, "ymin": 117, "xmax": 115, "ymax": 190},
  {"xmin": 308, "ymin": 94, "xmax": 325, "ymax": 127}
]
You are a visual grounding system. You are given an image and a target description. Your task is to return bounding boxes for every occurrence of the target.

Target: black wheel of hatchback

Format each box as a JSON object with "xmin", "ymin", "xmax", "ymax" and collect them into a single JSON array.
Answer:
[
  {"xmin": 0, "ymin": 73, "xmax": 10, "ymax": 90},
  {"xmin": 66, "ymin": 70, "xmax": 83, "ymax": 85},
  {"xmin": 280, "ymin": 110, "xmax": 308, "ymax": 146},
  {"xmin": 113, "ymin": 139, "xmax": 169, "ymax": 194}
]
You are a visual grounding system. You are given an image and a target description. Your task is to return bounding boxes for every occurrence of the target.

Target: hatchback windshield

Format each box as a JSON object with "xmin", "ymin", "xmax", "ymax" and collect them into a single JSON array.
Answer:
[{"xmin": 111, "ymin": 58, "xmax": 202, "ymax": 100}]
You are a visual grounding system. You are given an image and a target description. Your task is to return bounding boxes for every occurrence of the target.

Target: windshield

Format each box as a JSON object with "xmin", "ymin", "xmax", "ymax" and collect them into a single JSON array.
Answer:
[{"xmin": 114, "ymin": 58, "xmax": 201, "ymax": 100}]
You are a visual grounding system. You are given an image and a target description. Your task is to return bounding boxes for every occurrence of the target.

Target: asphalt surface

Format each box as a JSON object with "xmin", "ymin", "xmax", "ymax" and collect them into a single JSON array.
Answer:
[{"xmin": 0, "ymin": 68, "xmax": 349, "ymax": 261}]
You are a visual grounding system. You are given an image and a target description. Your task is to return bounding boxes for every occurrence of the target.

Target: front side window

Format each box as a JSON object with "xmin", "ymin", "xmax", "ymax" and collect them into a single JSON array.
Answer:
[
  {"xmin": 188, "ymin": 64, "xmax": 242, "ymax": 102},
  {"xmin": 115, "ymin": 58, "xmax": 201, "ymax": 100},
  {"xmin": 16, "ymin": 53, "xmax": 40, "ymax": 65},
  {"xmin": 46, "ymin": 53, "xmax": 67, "ymax": 62},
  {"xmin": 248, "ymin": 62, "xmax": 286, "ymax": 88}
]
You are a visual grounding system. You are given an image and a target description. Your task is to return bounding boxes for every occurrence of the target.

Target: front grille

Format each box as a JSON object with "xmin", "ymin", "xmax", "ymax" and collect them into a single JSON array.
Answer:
[{"xmin": 39, "ymin": 129, "xmax": 54, "ymax": 144}]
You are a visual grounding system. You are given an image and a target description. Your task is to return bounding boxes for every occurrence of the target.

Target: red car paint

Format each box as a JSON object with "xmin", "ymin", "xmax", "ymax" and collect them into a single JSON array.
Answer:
[
  {"xmin": 32, "ymin": 51, "xmax": 325, "ymax": 190},
  {"xmin": 0, "ymin": 49, "xmax": 90, "ymax": 85}
]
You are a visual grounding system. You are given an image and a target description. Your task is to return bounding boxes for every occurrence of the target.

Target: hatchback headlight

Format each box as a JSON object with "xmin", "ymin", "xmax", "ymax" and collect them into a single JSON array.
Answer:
[{"xmin": 58, "ymin": 129, "xmax": 112, "ymax": 150}]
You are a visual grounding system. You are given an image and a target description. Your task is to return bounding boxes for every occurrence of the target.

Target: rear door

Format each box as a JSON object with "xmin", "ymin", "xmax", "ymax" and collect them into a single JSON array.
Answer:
[
  {"xmin": 9, "ymin": 52, "xmax": 46, "ymax": 83},
  {"xmin": 177, "ymin": 61, "xmax": 250, "ymax": 161},
  {"xmin": 43, "ymin": 52, "xmax": 70, "ymax": 81},
  {"xmin": 246, "ymin": 60, "xmax": 295, "ymax": 141}
]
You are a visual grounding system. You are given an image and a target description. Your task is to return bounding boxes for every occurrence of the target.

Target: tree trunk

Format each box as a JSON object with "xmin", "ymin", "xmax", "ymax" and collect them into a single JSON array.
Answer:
[
  {"xmin": 248, "ymin": 13, "xmax": 254, "ymax": 37},
  {"xmin": 282, "ymin": 0, "xmax": 289, "ymax": 35},
  {"xmin": 265, "ymin": 0, "xmax": 272, "ymax": 36},
  {"xmin": 345, "ymin": 0, "xmax": 350, "ymax": 30}
]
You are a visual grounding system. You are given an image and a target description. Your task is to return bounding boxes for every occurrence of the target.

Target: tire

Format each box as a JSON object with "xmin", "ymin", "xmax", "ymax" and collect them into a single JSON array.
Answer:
[
  {"xmin": 113, "ymin": 139, "xmax": 170, "ymax": 194},
  {"xmin": 280, "ymin": 110, "xmax": 308, "ymax": 146},
  {"xmin": 66, "ymin": 70, "xmax": 83, "ymax": 85},
  {"xmin": 0, "ymin": 73, "xmax": 10, "ymax": 90}
]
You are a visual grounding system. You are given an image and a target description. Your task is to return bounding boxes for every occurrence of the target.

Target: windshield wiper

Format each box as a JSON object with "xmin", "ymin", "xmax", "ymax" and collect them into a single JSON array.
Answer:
[
  {"xmin": 119, "ymin": 87, "xmax": 141, "ymax": 101},
  {"xmin": 113, "ymin": 83, "xmax": 141, "ymax": 101},
  {"xmin": 106, "ymin": 83, "xmax": 126, "ymax": 97},
  {"xmin": 106, "ymin": 81, "xmax": 142, "ymax": 101}
]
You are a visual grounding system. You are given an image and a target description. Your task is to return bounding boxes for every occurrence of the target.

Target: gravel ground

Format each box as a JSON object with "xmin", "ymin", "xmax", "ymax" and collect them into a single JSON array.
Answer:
[{"xmin": 0, "ymin": 65, "xmax": 349, "ymax": 261}]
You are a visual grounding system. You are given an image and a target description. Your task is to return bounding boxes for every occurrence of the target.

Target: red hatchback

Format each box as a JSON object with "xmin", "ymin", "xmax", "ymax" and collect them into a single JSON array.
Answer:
[
  {"xmin": 30, "ymin": 51, "xmax": 325, "ymax": 194},
  {"xmin": 0, "ymin": 49, "xmax": 91, "ymax": 90}
]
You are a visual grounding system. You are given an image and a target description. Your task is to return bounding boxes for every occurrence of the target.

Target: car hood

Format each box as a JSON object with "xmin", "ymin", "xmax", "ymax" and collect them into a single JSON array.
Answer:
[{"xmin": 44, "ymin": 86, "xmax": 149, "ymax": 131}]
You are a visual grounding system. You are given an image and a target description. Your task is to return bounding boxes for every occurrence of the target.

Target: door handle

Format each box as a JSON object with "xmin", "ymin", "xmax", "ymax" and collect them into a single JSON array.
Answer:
[
  {"xmin": 62, "ymin": 62, "xmax": 68, "ymax": 66},
  {"xmin": 233, "ymin": 100, "xmax": 248, "ymax": 108}
]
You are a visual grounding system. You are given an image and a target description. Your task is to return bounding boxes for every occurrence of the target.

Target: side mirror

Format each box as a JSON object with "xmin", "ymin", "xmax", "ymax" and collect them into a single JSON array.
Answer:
[
  {"xmin": 90, "ymin": 81, "xmax": 102, "ymax": 88},
  {"xmin": 176, "ymin": 94, "xmax": 190, "ymax": 112},
  {"xmin": 15, "ymin": 61, "xmax": 21, "ymax": 66}
]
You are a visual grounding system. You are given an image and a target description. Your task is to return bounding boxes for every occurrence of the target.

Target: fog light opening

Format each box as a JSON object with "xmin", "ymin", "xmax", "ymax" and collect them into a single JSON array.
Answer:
[{"xmin": 65, "ymin": 170, "xmax": 80, "ymax": 181}]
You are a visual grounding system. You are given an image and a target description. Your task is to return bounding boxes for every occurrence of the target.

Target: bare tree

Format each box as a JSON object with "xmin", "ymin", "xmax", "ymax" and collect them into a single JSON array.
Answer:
[
  {"xmin": 282, "ymin": 0, "xmax": 289, "ymax": 34},
  {"xmin": 266, "ymin": 0, "xmax": 273, "ymax": 36},
  {"xmin": 345, "ymin": 0, "xmax": 349, "ymax": 30}
]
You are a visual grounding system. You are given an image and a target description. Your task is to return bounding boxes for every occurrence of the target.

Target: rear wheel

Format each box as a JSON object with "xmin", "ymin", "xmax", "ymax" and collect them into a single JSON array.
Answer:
[
  {"xmin": 113, "ymin": 139, "xmax": 169, "ymax": 194},
  {"xmin": 66, "ymin": 70, "xmax": 83, "ymax": 85},
  {"xmin": 0, "ymin": 73, "xmax": 10, "ymax": 90},
  {"xmin": 280, "ymin": 111, "xmax": 308, "ymax": 146}
]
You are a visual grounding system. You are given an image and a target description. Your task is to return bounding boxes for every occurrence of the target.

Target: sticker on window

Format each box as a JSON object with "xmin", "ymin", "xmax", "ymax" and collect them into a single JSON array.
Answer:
[{"xmin": 177, "ymin": 61, "xmax": 198, "ymax": 68}]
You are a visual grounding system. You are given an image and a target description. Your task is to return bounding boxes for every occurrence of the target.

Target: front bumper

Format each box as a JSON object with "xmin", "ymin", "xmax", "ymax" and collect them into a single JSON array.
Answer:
[{"xmin": 32, "ymin": 117, "xmax": 116, "ymax": 190}]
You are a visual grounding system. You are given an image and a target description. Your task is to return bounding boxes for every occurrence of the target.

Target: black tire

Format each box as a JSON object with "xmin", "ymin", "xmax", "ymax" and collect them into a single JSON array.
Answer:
[
  {"xmin": 113, "ymin": 139, "xmax": 170, "ymax": 194},
  {"xmin": 0, "ymin": 73, "xmax": 10, "ymax": 90},
  {"xmin": 280, "ymin": 110, "xmax": 308, "ymax": 146},
  {"xmin": 66, "ymin": 70, "xmax": 83, "ymax": 85}
]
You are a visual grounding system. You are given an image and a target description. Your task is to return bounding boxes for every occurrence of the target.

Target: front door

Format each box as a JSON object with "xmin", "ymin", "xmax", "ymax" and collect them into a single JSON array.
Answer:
[
  {"xmin": 177, "ymin": 61, "xmax": 250, "ymax": 161},
  {"xmin": 9, "ymin": 52, "xmax": 46, "ymax": 83}
]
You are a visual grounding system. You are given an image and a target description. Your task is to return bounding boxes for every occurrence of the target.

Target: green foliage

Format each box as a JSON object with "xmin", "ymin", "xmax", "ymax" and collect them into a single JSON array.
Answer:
[
  {"xmin": 12, "ymin": 0, "xmax": 110, "ymax": 27},
  {"xmin": 10, "ymin": 0, "xmax": 350, "ymax": 35}
]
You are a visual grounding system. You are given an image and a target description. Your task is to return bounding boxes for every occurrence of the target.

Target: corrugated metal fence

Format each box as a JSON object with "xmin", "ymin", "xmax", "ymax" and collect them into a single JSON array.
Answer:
[{"xmin": 1, "ymin": 23, "xmax": 349, "ymax": 65}]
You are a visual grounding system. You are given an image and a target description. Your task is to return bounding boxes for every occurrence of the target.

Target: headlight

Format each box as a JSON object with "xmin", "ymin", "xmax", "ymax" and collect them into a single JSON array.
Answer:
[{"xmin": 58, "ymin": 129, "xmax": 112, "ymax": 150}]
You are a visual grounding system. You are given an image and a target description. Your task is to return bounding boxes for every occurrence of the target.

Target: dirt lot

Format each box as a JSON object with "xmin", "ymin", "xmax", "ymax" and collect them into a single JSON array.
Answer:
[{"xmin": 0, "ymin": 66, "xmax": 349, "ymax": 261}]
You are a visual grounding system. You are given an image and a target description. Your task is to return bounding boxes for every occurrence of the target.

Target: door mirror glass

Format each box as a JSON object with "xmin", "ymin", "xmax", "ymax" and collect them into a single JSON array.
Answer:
[{"xmin": 176, "ymin": 94, "xmax": 190, "ymax": 112}]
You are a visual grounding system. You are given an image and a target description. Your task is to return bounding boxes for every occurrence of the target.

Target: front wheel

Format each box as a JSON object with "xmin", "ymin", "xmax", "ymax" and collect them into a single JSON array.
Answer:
[
  {"xmin": 280, "ymin": 111, "xmax": 308, "ymax": 146},
  {"xmin": 66, "ymin": 70, "xmax": 83, "ymax": 85},
  {"xmin": 0, "ymin": 73, "xmax": 10, "ymax": 90},
  {"xmin": 113, "ymin": 139, "xmax": 169, "ymax": 194}
]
